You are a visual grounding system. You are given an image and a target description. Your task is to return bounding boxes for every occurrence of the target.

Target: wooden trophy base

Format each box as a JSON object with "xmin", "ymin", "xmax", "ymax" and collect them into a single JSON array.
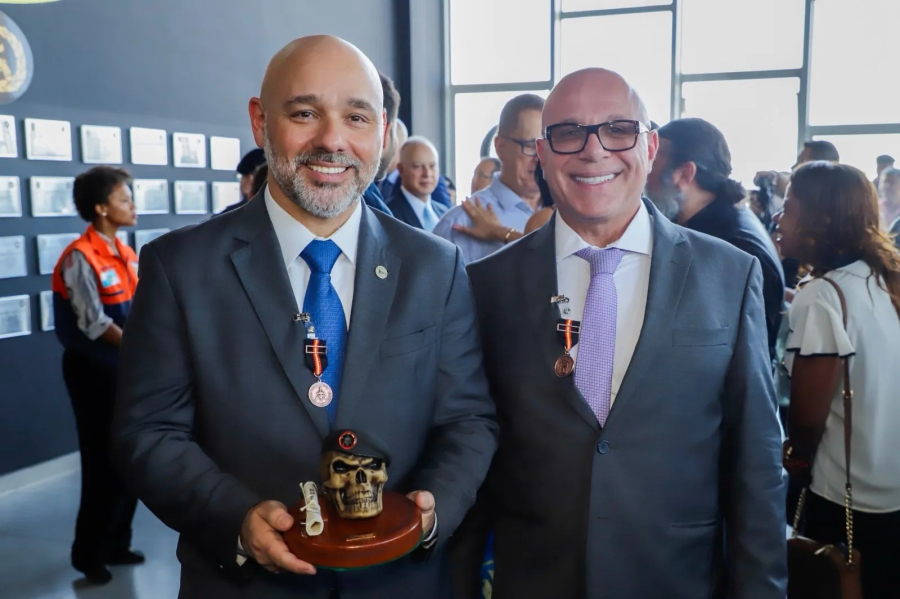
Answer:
[{"xmin": 284, "ymin": 491, "xmax": 423, "ymax": 570}]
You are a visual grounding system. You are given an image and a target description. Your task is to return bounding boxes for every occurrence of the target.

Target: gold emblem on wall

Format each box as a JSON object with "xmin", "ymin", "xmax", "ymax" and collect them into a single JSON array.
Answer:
[{"xmin": 0, "ymin": 10, "xmax": 33, "ymax": 104}]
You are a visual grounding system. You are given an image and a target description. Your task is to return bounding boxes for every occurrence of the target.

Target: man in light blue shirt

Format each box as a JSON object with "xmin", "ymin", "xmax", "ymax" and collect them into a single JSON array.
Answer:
[
  {"xmin": 385, "ymin": 137, "xmax": 448, "ymax": 230},
  {"xmin": 434, "ymin": 94, "xmax": 545, "ymax": 263}
]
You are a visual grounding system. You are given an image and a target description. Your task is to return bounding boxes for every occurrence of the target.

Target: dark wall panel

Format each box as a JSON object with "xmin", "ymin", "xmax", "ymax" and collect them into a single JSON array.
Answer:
[{"xmin": 0, "ymin": 0, "xmax": 399, "ymax": 476}]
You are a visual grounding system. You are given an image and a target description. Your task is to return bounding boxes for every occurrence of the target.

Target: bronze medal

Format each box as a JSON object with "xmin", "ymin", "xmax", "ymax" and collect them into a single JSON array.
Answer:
[
  {"xmin": 308, "ymin": 381, "xmax": 334, "ymax": 407},
  {"xmin": 554, "ymin": 354, "xmax": 575, "ymax": 377}
]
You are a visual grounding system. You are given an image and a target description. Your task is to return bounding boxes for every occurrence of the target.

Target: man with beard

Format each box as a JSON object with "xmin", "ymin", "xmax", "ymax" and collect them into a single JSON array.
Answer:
[
  {"xmin": 645, "ymin": 118, "xmax": 784, "ymax": 361},
  {"xmin": 112, "ymin": 35, "xmax": 497, "ymax": 598}
]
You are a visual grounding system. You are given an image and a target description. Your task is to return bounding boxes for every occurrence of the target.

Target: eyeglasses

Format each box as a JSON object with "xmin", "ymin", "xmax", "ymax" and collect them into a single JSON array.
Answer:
[
  {"xmin": 543, "ymin": 120, "xmax": 650, "ymax": 155},
  {"xmin": 498, "ymin": 135, "xmax": 538, "ymax": 157}
]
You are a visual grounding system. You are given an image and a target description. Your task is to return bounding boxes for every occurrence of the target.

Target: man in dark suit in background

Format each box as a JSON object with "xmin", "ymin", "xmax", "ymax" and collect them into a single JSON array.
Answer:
[
  {"xmin": 386, "ymin": 137, "xmax": 448, "ymax": 231},
  {"xmin": 454, "ymin": 68, "xmax": 786, "ymax": 598},
  {"xmin": 113, "ymin": 35, "xmax": 497, "ymax": 598},
  {"xmin": 361, "ymin": 72, "xmax": 399, "ymax": 217}
]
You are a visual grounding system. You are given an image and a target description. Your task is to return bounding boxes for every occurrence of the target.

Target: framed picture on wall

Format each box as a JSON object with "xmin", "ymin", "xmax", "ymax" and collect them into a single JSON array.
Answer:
[
  {"xmin": 0, "ymin": 177, "xmax": 21, "ymax": 217},
  {"xmin": 0, "ymin": 115, "xmax": 18, "ymax": 158},
  {"xmin": 39, "ymin": 291, "xmax": 54, "ymax": 332},
  {"xmin": 81, "ymin": 125, "xmax": 123, "ymax": 164},
  {"xmin": 36, "ymin": 233, "xmax": 79, "ymax": 275},
  {"xmin": 174, "ymin": 180, "xmax": 208, "ymax": 214},
  {"xmin": 0, "ymin": 295, "xmax": 31, "ymax": 340},
  {"xmin": 210, "ymin": 136, "xmax": 241, "ymax": 171},
  {"xmin": 173, "ymin": 132, "xmax": 207, "ymax": 168},
  {"xmin": 130, "ymin": 127, "xmax": 168, "ymax": 165},
  {"xmin": 135, "ymin": 228, "xmax": 170, "ymax": 257},
  {"xmin": 30, "ymin": 177, "xmax": 76, "ymax": 217},
  {"xmin": 0, "ymin": 236, "xmax": 27, "ymax": 280},
  {"xmin": 132, "ymin": 179, "xmax": 170, "ymax": 214},
  {"xmin": 211, "ymin": 181, "xmax": 240, "ymax": 213},
  {"xmin": 24, "ymin": 118, "xmax": 73, "ymax": 161}
]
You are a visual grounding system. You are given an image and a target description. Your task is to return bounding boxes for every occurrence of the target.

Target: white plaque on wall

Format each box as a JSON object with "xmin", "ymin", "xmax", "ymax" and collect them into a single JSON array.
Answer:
[
  {"xmin": 36, "ymin": 233, "xmax": 79, "ymax": 275},
  {"xmin": 210, "ymin": 136, "xmax": 241, "ymax": 171},
  {"xmin": 0, "ymin": 115, "xmax": 17, "ymax": 158},
  {"xmin": 211, "ymin": 181, "xmax": 240, "ymax": 213},
  {"xmin": 0, "ymin": 177, "xmax": 21, "ymax": 217},
  {"xmin": 0, "ymin": 236, "xmax": 27, "ymax": 279},
  {"xmin": 173, "ymin": 132, "xmax": 207, "ymax": 168},
  {"xmin": 0, "ymin": 295, "xmax": 31, "ymax": 340},
  {"xmin": 132, "ymin": 179, "xmax": 170, "ymax": 214},
  {"xmin": 134, "ymin": 228, "xmax": 170, "ymax": 256},
  {"xmin": 24, "ymin": 118, "xmax": 73, "ymax": 161},
  {"xmin": 174, "ymin": 180, "xmax": 207, "ymax": 214},
  {"xmin": 129, "ymin": 127, "xmax": 168, "ymax": 166},
  {"xmin": 30, "ymin": 177, "xmax": 76, "ymax": 217},
  {"xmin": 81, "ymin": 125, "xmax": 123, "ymax": 164},
  {"xmin": 40, "ymin": 290, "xmax": 54, "ymax": 332}
]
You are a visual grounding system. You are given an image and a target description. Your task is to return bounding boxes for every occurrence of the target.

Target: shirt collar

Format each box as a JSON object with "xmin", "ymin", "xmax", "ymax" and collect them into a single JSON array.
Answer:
[
  {"xmin": 489, "ymin": 173, "xmax": 533, "ymax": 213},
  {"xmin": 265, "ymin": 186, "xmax": 362, "ymax": 268},
  {"xmin": 400, "ymin": 185, "xmax": 433, "ymax": 219},
  {"xmin": 555, "ymin": 198, "xmax": 653, "ymax": 261}
]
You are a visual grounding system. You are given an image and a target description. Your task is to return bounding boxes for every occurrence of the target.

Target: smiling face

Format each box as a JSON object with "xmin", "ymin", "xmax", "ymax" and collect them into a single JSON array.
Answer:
[
  {"xmin": 249, "ymin": 36, "xmax": 387, "ymax": 219},
  {"xmin": 537, "ymin": 69, "xmax": 657, "ymax": 235}
]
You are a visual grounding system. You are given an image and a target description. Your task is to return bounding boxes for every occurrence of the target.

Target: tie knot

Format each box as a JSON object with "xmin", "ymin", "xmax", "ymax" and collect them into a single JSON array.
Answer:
[
  {"xmin": 576, "ymin": 247, "xmax": 625, "ymax": 276},
  {"xmin": 301, "ymin": 240, "xmax": 343, "ymax": 274}
]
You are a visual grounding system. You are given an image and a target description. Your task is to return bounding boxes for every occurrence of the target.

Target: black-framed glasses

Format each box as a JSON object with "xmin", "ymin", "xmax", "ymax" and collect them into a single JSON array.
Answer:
[
  {"xmin": 544, "ymin": 120, "xmax": 650, "ymax": 155},
  {"xmin": 498, "ymin": 134, "xmax": 538, "ymax": 156}
]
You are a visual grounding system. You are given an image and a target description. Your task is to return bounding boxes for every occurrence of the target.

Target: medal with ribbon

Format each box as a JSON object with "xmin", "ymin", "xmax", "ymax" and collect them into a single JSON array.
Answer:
[
  {"xmin": 554, "ymin": 318, "xmax": 580, "ymax": 377},
  {"xmin": 303, "ymin": 320, "xmax": 334, "ymax": 407}
]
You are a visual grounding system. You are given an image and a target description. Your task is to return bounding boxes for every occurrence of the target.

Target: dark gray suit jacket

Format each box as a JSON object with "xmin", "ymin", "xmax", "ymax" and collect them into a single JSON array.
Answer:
[
  {"xmin": 112, "ymin": 196, "xmax": 498, "ymax": 598},
  {"xmin": 454, "ymin": 201, "xmax": 787, "ymax": 599},
  {"xmin": 385, "ymin": 183, "xmax": 449, "ymax": 230}
]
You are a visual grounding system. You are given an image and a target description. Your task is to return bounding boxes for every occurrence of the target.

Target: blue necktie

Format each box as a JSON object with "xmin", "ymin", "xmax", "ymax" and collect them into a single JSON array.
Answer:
[
  {"xmin": 420, "ymin": 204, "xmax": 438, "ymax": 232},
  {"xmin": 300, "ymin": 240, "xmax": 347, "ymax": 426}
]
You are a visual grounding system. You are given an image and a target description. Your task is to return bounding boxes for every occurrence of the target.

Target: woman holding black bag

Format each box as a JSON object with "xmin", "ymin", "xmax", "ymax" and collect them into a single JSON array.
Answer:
[{"xmin": 777, "ymin": 161, "xmax": 900, "ymax": 598}]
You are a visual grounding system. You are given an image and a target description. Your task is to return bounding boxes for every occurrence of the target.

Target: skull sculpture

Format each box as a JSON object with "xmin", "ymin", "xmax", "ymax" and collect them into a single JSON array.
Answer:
[{"xmin": 320, "ymin": 430, "xmax": 391, "ymax": 519}]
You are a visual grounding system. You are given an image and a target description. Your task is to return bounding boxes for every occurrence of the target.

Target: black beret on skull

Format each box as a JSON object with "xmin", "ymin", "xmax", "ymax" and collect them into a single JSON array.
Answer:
[{"xmin": 321, "ymin": 430, "xmax": 392, "ymax": 467}]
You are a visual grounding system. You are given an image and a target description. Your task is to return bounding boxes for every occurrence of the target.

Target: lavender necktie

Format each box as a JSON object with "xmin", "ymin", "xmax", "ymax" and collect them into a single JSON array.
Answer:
[{"xmin": 574, "ymin": 247, "xmax": 625, "ymax": 426}]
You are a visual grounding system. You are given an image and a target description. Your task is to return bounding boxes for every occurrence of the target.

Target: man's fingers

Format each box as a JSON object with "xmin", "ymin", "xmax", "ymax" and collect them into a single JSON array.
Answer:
[
  {"xmin": 258, "ymin": 501, "xmax": 294, "ymax": 532},
  {"xmin": 268, "ymin": 540, "xmax": 316, "ymax": 575},
  {"xmin": 452, "ymin": 224, "xmax": 475, "ymax": 235}
]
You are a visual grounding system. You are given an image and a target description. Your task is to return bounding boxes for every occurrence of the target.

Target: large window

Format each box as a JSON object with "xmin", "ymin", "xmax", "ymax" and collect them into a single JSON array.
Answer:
[{"xmin": 446, "ymin": 0, "xmax": 900, "ymax": 197}]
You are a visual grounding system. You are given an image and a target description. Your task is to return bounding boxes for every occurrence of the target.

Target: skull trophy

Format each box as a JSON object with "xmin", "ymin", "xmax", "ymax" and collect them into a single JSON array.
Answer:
[{"xmin": 320, "ymin": 430, "xmax": 390, "ymax": 519}]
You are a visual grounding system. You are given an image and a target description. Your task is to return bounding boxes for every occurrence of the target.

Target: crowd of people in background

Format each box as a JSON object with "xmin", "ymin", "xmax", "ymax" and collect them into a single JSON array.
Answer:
[{"xmin": 54, "ymin": 42, "xmax": 900, "ymax": 597}]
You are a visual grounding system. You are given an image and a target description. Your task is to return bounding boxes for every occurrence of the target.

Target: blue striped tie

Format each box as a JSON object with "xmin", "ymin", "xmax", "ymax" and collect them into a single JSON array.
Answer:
[{"xmin": 300, "ymin": 240, "xmax": 347, "ymax": 426}]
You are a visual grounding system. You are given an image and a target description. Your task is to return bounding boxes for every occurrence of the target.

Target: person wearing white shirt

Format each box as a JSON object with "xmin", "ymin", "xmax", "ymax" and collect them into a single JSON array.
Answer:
[
  {"xmin": 778, "ymin": 161, "xmax": 900, "ymax": 598},
  {"xmin": 385, "ymin": 136, "xmax": 447, "ymax": 231}
]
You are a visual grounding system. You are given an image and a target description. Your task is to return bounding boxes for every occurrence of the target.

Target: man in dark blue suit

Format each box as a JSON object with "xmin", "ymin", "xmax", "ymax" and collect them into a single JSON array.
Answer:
[{"xmin": 386, "ymin": 137, "xmax": 448, "ymax": 231}]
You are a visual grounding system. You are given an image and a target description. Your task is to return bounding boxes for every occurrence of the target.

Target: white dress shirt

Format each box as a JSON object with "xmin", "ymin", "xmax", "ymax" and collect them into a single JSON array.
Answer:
[
  {"xmin": 556, "ymin": 200, "xmax": 653, "ymax": 408},
  {"xmin": 400, "ymin": 186, "xmax": 440, "ymax": 231},
  {"xmin": 265, "ymin": 187, "xmax": 361, "ymax": 322}
]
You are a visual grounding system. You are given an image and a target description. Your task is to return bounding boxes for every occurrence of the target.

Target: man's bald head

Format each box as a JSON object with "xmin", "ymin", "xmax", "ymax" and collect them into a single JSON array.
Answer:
[
  {"xmin": 536, "ymin": 68, "xmax": 657, "ymax": 245},
  {"xmin": 543, "ymin": 68, "xmax": 649, "ymax": 130},
  {"xmin": 260, "ymin": 35, "xmax": 383, "ymax": 115},
  {"xmin": 398, "ymin": 136, "xmax": 439, "ymax": 200},
  {"xmin": 249, "ymin": 35, "xmax": 389, "ymax": 222}
]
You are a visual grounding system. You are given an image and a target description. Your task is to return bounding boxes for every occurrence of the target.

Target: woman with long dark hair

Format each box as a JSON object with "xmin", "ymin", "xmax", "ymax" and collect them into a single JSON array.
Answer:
[{"xmin": 778, "ymin": 161, "xmax": 900, "ymax": 597}]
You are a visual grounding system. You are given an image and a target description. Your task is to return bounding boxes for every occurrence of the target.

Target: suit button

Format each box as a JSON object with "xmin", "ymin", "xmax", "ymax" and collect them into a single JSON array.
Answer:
[{"xmin": 597, "ymin": 440, "xmax": 610, "ymax": 454}]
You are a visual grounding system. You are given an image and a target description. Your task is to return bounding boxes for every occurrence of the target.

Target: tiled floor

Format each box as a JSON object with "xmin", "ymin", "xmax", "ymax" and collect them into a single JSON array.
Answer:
[{"xmin": 0, "ymin": 470, "xmax": 180, "ymax": 599}]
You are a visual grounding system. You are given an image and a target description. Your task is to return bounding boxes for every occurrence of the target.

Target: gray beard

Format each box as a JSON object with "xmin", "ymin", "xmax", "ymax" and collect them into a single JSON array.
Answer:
[{"xmin": 264, "ymin": 130, "xmax": 379, "ymax": 219}]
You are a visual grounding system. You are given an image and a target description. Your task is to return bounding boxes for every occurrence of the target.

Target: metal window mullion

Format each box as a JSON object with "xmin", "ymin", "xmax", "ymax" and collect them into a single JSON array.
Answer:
[
  {"xmin": 680, "ymin": 68, "xmax": 803, "ymax": 83},
  {"xmin": 798, "ymin": 0, "xmax": 815, "ymax": 149},
  {"xmin": 809, "ymin": 124, "xmax": 900, "ymax": 136},
  {"xmin": 449, "ymin": 81, "xmax": 555, "ymax": 94},
  {"xmin": 670, "ymin": 0, "xmax": 681, "ymax": 120},
  {"xmin": 560, "ymin": 4, "xmax": 673, "ymax": 19}
]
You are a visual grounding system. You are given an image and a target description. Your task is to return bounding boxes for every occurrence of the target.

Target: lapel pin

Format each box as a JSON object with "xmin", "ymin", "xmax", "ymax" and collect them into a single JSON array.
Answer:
[{"xmin": 375, "ymin": 265, "xmax": 388, "ymax": 279}]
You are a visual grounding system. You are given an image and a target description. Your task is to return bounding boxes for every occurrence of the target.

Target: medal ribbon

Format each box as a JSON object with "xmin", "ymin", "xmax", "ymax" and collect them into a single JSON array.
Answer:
[
  {"xmin": 556, "ymin": 319, "xmax": 581, "ymax": 353},
  {"xmin": 304, "ymin": 338, "xmax": 329, "ymax": 377}
]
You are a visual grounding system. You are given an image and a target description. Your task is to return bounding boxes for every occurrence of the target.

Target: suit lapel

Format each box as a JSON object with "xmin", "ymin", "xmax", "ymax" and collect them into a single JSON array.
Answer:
[
  {"xmin": 335, "ymin": 207, "xmax": 401, "ymax": 426},
  {"xmin": 388, "ymin": 186, "xmax": 423, "ymax": 229},
  {"xmin": 229, "ymin": 198, "xmax": 330, "ymax": 438},
  {"xmin": 604, "ymin": 201, "xmax": 691, "ymax": 429},
  {"xmin": 526, "ymin": 215, "xmax": 600, "ymax": 431}
]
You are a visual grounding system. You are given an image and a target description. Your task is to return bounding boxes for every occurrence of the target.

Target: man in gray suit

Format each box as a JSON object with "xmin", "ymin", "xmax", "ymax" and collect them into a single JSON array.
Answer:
[
  {"xmin": 112, "ymin": 36, "xmax": 497, "ymax": 598},
  {"xmin": 454, "ymin": 69, "xmax": 786, "ymax": 598}
]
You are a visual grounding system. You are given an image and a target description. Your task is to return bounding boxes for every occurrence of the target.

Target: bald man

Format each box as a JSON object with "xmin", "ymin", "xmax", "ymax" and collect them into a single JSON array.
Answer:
[
  {"xmin": 453, "ymin": 69, "xmax": 786, "ymax": 598},
  {"xmin": 385, "ymin": 137, "xmax": 448, "ymax": 231},
  {"xmin": 113, "ymin": 35, "xmax": 497, "ymax": 598}
]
